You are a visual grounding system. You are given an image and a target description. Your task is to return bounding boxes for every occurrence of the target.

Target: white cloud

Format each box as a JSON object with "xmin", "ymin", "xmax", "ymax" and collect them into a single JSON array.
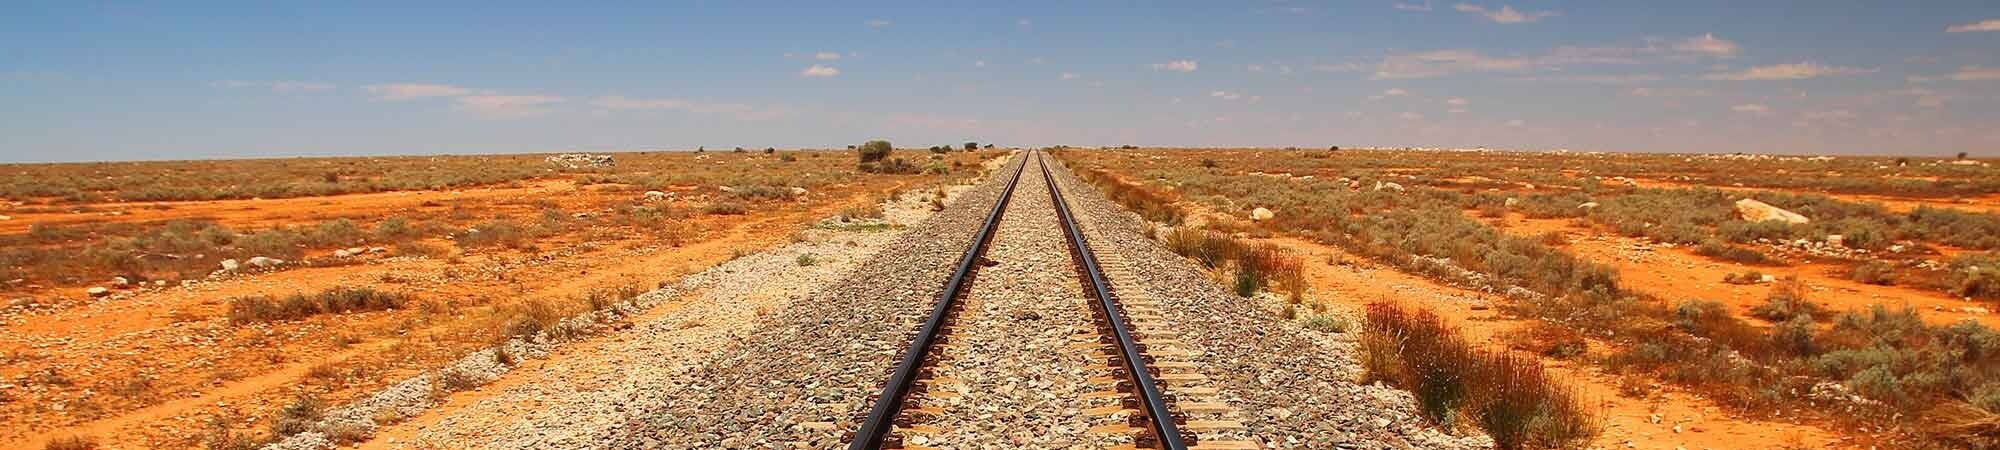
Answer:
[
  {"xmin": 1246, "ymin": 64, "xmax": 1266, "ymax": 73},
  {"xmin": 1449, "ymin": 108, "xmax": 1468, "ymax": 113},
  {"xmin": 1452, "ymin": 3, "xmax": 1559, "ymax": 24},
  {"xmin": 1384, "ymin": 88, "xmax": 1410, "ymax": 96},
  {"xmin": 1731, "ymin": 103, "xmax": 1772, "ymax": 115},
  {"xmin": 1672, "ymin": 33, "xmax": 1739, "ymax": 57},
  {"xmin": 364, "ymin": 83, "xmax": 473, "ymax": 101},
  {"xmin": 814, "ymin": 52, "xmax": 842, "ymax": 60},
  {"xmin": 211, "ymin": 80, "xmax": 336, "ymax": 93},
  {"xmin": 1702, "ymin": 62, "xmax": 1874, "ymax": 80},
  {"xmin": 1946, "ymin": 19, "xmax": 2000, "ymax": 32},
  {"xmin": 1506, "ymin": 119, "xmax": 1525, "ymax": 127},
  {"xmin": 454, "ymin": 94, "xmax": 564, "ymax": 118},
  {"xmin": 1150, "ymin": 60, "xmax": 1199, "ymax": 72},
  {"xmin": 1372, "ymin": 49, "xmax": 1532, "ymax": 79},
  {"xmin": 1210, "ymin": 90, "xmax": 1242, "ymax": 100},
  {"xmin": 1446, "ymin": 97, "xmax": 1468, "ymax": 105},
  {"xmin": 1509, "ymin": 74, "xmax": 1665, "ymax": 84},
  {"xmin": 1948, "ymin": 65, "xmax": 2000, "ymax": 81},
  {"xmin": 864, "ymin": 19, "xmax": 891, "ymax": 28},
  {"xmin": 1399, "ymin": 112, "xmax": 1425, "ymax": 120},
  {"xmin": 1393, "ymin": 1, "xmax": 1433, "ymax": 11},
  {"xmin": 1017, "ymin": 18, "xmax": 1032, "ymax": 26},
  {"xmin": 974, "ymin": 60, "xmax": 987, "ymax": 67},
  {"xmin": 1627, "ymin": 87, "xmax": 1712, "ymax": 97},
  {"xmin": 1060, "ymin": 72, "xmax": 1080, "ymax": 80},
  {"xmin": 801, "ymin": 64, "xmax": 840, "ymax": 77}
]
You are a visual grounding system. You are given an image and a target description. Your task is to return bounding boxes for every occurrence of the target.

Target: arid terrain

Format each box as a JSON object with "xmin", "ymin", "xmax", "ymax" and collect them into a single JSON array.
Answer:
[
  {"xmin": 6, "ymin": 146, "xmax": 1998, "ymax": 450},
  {"xmin": 0, "ymin": 148, "xmax": 997, "ymax": 449},
  {"xmin": 1055, "ymin": 147, "xmax": 2000, "ymax": 449}
]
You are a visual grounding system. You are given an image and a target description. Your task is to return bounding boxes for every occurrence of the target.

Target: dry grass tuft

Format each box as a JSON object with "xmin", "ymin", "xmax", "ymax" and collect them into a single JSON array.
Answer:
[{"xmin": 1362, "ymin": 302, "xmax": 1599, "ymax": 449}]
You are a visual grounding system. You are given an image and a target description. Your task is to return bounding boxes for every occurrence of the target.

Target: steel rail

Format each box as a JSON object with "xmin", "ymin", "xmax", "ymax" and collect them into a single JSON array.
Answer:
[
  {"xmin": 1036, "ymin": 151, "xmax": 1190, "ymax": 450},
  {"xmin": 846, "ymin": 153, "xmax": 1029, "ymax": 450}
]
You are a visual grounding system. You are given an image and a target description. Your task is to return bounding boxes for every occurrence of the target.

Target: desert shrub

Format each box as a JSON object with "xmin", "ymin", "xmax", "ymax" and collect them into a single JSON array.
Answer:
[
  {"xmin": 227, "ymin": 287, "xmax": 409, "ymax": 323},
  {"xmin": 1514, "ymin": 192, "xmax": 1593, "ymax": 219},
  {"xmin": 1073, "ymin": 168, "xmax": 1182, "ymax": 225},
  {"xmin": 1944, "ymin": 253, "xmax": 2000, "ymax": 300},
  {"xmin": 236, "ymin": 229, "xmax": 304, "ymax": 258},
  {"xmin": 394, "ymin": 241, "xmax": 447, "ymax": 258},
  {"xmin": 1303, "ymin": 315, "xmax": 1349, "ymax": 332},
  {"xmin": 1973, "ymin": 382, "xmax": 2000, "ymax": 413},
  {"xmin": 859, "ymin": 157, "xmax": 921, "ymax": 174},
  {"xmin": 44, "ymin": 436, "xmax": 97, "ymax": 450},
  {"xmin": 1718, "ymin": 220, "xmax": 1803, "ymax": 244},
  {"xmin": 1750, "ymin": 278, "xmax": 1823, "ymax": 322},
  {"xmin": 304, "ymin": 219, "xmax": 364, "ymax": 246},
  {"xmin": 374, "ymin": 216, "xmax": 427, "ymax": 242},
  {"xmin": 1852, "ymin": 260, "xmax": 1896, "ymax": 285},
  {"xmin": 856, "ymin": 140, "xmax": 892, "ymax": 163},
  {"xmin": 796, "ymin": 254, "xmax": 818, "ymax": 266},
  {"xmin": 1362, "ymin": 303, "xmax": 1598, "ymax": 448},
  {"xmin": 270, "ymin": 393, "xmax": 324, "ymax": 437},
  {"xmin": 1722, "ymin": 270, "xmax": 1766, "ymax": 285},
  {"xmin": 1694, "ymin": 239, "xmax": 1780, "ymax": 265},
  {"xmin": 29, "ymin": 224, "xmax": 81, "ymax": 243},
  {"xmin": 1771, "ymin": 314, "xmax": 1819, "ymax": 356},
  {"xmin": 703, "ymin": 201, "xmax": 747, "ymax": 215},
  {"xmin": 1505, "ymin": 322, "xmax": 1589, "ymax": 359},
  {"xmin": 452, "ymin": 220, "xmax": 528, "ymax": 249},
  {"xmin": 500, "ymin": 298, "xmax": 574, "ymax": 340}
]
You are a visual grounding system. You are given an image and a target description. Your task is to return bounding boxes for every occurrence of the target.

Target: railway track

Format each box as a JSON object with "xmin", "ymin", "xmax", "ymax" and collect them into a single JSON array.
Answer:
[{"xmin": 846, "ymin": 151, "xmax": 1256, "ymax": 449}]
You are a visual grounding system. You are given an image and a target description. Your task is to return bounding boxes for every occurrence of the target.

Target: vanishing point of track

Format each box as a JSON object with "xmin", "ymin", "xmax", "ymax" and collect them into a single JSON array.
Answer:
[{"xmin": 845, "ymin": 151, "xmax": 1219, "ymax": 449}]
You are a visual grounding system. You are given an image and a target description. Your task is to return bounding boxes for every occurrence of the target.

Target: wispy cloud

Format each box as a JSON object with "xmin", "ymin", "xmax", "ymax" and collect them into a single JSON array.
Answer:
[
  {"xmin": 1060, "ymin": 72, "xmax": 1080, "ymax": 80},
  {"xmin": 1399, "ymin": 111, "xmax": 1425, "ymax": 120},
  {"xmin": 1452, "ymin": 3, "xmax": 1559, "ymax": 23},
  {"xmin": 1945, "ymin": 18, "xmax": 2000, "ymax": 32},
  {"xmin": 1446, "ymin": 97, "xmax": 1468, "ymax": 105},
  {"xmin": 814, "ymin": 52, "xmax": 842, "ymax": 61},
  {"xmin": 1372, "ymin": 50, "xmax": 1532, "ymax": 79},
  {"xmin": 1393, "ymin": 1, "xmax": 1433, "ymax": 11},
  {"xmin": 364, "ymin": 83, "xmax": 473, "ymax": 100},
  {"xmin": 1150, "ymin": 60, "xmax": 1199, "ymax": 72},
  {"xmin": 589, "ymin": 95, "xmax": 788, "ymax": 120},
  {"xmin": 801, "ymin": 64, "xmax": 840, "ymax": 77},
  {"xmin": 864, "ymin": 19, "xmax": 891, "ymax": 28},
  {"xmin": 1701, "ymin": 62, "xmax": 1874, "ymax": 80},
  {"xmin": 1939, "ymin": 65, "xmax": 2000, "ymax": 81},
  {"xmin": 1626, "ymin": 87, "xmax": 1713, "ymax": 97},
  {"xmin": 454, "ymin": 94, "xmax": 565, "ymax": 118},
  {"xmin": 211, "ymin": 80, "xmax": 336, "ymax": 93},
  {"xmin": 1210, "ymin": 90, "xmax": 1242, "ymax": 100},
  {"xmin": 1671, "ymin": 33, "xmax": 1739, "ymax": 57},
  {"xmin": 1509, "ymin": 74, "xmax": 1664, "ymax": 84},
  {"xmin": 1731, "ymin": 103, "xmax": 1772, "ymax": 115}
]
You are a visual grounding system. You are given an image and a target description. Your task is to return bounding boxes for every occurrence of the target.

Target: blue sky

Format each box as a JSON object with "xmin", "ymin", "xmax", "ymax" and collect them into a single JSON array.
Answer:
[{"xmin": 2, "ymin": 1, "xmax": 1996, "ymax": 162}]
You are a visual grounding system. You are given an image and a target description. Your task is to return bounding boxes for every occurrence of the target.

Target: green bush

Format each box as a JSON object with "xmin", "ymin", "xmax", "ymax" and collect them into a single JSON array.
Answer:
[
  {"xmin": 228, "ymin": 287, "xmax": 409, "ymax": 323},
  {"xmin": 1694, "ymin": 240, "xmax": 1779, "ymax": 265},
  {"xmin": 1851, "ymin": 260, "xmax": 1896, "ymax": 285},
  {"xmin": 856, "ymin": 140, "xmax": 892, "ymax": 163}
]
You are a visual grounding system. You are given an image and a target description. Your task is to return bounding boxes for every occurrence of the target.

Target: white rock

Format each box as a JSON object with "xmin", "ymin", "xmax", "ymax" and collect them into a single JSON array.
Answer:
[
  {"xmin": 368, "ymin": 247, "xmax": 387, "ymax": 253},
  {"xmin": 1578, "ymin": 202, "xmax": 1600, "ymax": 210},
  {"xmin": 87, "ymin": 287, "xmax": 110, "ymax": 297},
  {"xmin": 247, "ymin": 256, "xmax": 284, "ymax": 268},
  {"xmin": 1373, "ymin": 181, "xmax": 1405, "ymax": 192},
  {"xmin": 1735, "ymin": 198, "xmax": 1810, "ymax": 224},
  {"xmin": 1251, "ymin": 207, "xmax": 1275, "ymax": 221},
  {"xmin": 643, "ymin": 191, "xmax": 668, "ymax": 201},
  {"xmin": 1760, "ymin": 274, "xmax": 1777, "ymax": 283},
  {"xmin": 112, "ymin": 276, "xmax": 130, "ymax": 287},
  {"xmin": 1826, "ymin": 234, "xmax": 1845, "ymax": 247},
  {"xmin": 334, "ymin": 249, "xmax": 353, "ymax": 258},
  {"xmin": 0, "ymin": 215, "xmax": 11, "ymax": 221},
  {"xmin": 220, "ymin": 259, "xmax": 241, "ymax": 272},
  {"xmin": 1503, "ymin": 197, "xmax": 1519, "ymax": 207},
  {"xmin": 790, "ymin": 187, "xmax": 808, "ymax": 196}
]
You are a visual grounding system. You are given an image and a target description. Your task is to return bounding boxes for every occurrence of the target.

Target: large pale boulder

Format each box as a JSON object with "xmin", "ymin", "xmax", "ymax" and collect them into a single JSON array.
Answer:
[
  {"xmin": 1735, "ymin": 198, "xmax": 1810, "ymax": 224},
  {"xmin": 1250, "ymin": 207, "xmax": 1275, "ymax": 221}
]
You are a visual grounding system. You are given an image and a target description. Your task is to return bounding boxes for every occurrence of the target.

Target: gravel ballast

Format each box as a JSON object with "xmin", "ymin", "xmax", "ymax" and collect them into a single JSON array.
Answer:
[
  {"xmin": 1045, "ymin": 155, "xmax": 1491, "ymax": 449},
  {"xmin": 609, "ymin": 154, "xmax": 1033, "ymax": 448}
]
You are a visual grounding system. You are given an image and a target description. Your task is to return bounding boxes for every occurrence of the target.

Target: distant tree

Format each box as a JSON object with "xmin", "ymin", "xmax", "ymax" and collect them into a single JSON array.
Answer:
[
  {"xmin": 696, "ymin": 146, "xmax": 705, "ymax": 153},
  {"xmin": 964, "ymin": 142, "xmax": 978, "ymax": 151},
  {"xmin": 1329, "ymin": 145, "xmax": 1340, "ymax": 151},
  {"xmin": 846, "ymin": 145, "xmax": 857, "ymax": 150},
  {"xmin": 1895, "ymin": 157, "xmax": 1910, "ymax": 167},
  {"xmin": 733, "ymin": 147, "xmax": 745, "ymax": 153},
  {"xmin": 1960, "ymin": 152, "xmax": 1970, "ymax": 160},
  {"xmin": 929, "ymin": 146, "xmax": 950, "ymax": 154},
  {"xmin": 983, "ymin": 144, "xmax": 994, "ymax": 149},
  {"xmin": 764, "ymin": 147, "xmax": 775, "ymax": 154},
  {"xmin": 857, "ymin": 140, "xmax": 893, "ymax": 163}
]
